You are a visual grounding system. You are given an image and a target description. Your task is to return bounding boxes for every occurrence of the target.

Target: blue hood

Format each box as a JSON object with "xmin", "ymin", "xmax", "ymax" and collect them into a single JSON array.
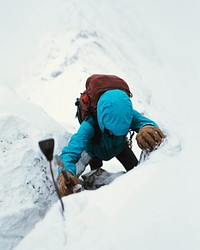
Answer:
[{"xmin": 97, "ymin": 90, "xmax": 133, "ymax": 136}]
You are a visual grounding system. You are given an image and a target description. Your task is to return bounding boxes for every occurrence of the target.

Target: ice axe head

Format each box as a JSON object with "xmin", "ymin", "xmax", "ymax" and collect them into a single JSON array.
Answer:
[{"xmin": 39, "ymin": 138, "xmax": 54, "ymax": 162}]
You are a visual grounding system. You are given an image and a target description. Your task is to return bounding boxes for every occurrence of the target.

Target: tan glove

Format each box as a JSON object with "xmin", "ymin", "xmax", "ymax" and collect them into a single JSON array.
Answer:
[
  {"xmin": 136, "ymin": 125, "xmax": 165, "ymax": 152},
  {"xmin": 59, "ymin": 172, "xmax": 79, "ymax": 197}
]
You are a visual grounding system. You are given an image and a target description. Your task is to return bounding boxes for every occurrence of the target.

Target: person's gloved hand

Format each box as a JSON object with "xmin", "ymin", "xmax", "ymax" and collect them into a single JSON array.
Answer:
[
  {"xmin": 136, "ymin": 125, "xmax": 165, "ymax": 152},
  {"xmin": 59, "ymin": 171, "xmax": 79, "ymax": 197}
]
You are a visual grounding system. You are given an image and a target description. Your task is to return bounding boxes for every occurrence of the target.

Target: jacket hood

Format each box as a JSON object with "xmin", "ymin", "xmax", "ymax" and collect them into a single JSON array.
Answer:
[{"xmin": 97, "ymin": 90, "xmax": 133, "ymax": 136}]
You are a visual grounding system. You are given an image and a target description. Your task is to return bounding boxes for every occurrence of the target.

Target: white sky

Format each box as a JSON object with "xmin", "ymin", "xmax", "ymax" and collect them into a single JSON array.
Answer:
[
  {"xmin": 0, "ymin": 0, "xmax": 58, "ymax": 86},
  {"xmin": 135, "ymin": 0, "xmax": 200, "ymax": 85},
  {"xmin": 0, "ymin": 0, "xmax": 200, "ymax": 87}
]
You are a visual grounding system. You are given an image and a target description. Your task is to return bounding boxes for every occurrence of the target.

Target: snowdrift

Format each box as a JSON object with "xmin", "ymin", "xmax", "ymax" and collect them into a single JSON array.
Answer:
[{"xmin": 0, "ymin": 82, "xmax": 68, "ymax": 250}]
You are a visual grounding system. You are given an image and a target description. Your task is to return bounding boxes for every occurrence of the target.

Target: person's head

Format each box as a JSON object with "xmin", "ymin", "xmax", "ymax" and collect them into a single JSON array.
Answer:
[{"xmin": 97, "ymin": 90, "xmax": 133, "ymax": 136}]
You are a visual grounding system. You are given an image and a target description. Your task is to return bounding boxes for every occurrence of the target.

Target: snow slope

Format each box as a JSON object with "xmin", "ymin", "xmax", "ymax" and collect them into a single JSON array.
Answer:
[
  {"xmin": 0, "ymin": 0, "xmax": 200, "ymax": 249},
  {"xmin": 0, "ymin": 81, "xmax": 70, "ymax": 250}
]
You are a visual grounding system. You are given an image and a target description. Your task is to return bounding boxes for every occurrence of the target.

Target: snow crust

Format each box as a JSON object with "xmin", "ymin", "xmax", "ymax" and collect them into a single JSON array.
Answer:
[{"xmin": 0, "ymin": 0, "xmax": 200, "ymax": 249}]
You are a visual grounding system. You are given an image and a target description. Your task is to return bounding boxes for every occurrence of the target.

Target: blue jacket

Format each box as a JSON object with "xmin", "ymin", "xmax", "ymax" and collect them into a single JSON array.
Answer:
[{"xmin": 60, "ymin": 90, "xmax": 158, "ymax": 175}]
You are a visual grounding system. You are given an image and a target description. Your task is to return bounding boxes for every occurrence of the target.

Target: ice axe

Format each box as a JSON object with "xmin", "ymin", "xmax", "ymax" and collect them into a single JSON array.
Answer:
[{"xmin": 38, "ymin": 138, "xmax": 65, "ymax": 214}]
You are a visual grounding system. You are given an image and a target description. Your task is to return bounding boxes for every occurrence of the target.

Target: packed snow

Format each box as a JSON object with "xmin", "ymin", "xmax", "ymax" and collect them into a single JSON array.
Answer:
[{"xmin": 0, "ymin": 0, "xmax": 200, "ymax": 250}]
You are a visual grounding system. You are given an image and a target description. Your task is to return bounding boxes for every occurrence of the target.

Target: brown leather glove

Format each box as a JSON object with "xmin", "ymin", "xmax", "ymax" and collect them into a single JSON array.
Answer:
[
  {"xmin": 136, "ymin": 125, "xmax": 165, "ymax": 152},
  {"xmin": 59, "ymin": 172, "xmax": 79, "ymax": 197}
]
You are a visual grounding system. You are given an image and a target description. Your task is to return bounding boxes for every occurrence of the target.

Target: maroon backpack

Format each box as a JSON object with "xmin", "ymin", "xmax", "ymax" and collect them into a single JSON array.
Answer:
[{"xmin": 75, "ymin": 74, "xmax": 133, "ymax": 124}]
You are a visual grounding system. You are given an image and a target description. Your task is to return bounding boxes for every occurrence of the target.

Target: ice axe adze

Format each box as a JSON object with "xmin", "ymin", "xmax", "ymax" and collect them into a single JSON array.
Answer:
[{"xmin": 38, "ymin": 138, "xmax": 65, "ymax": 213}]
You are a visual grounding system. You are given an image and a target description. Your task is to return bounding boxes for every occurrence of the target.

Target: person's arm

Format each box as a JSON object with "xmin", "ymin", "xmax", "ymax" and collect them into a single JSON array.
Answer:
[
  {"xmin": 131, "ymin": 108, "xmax": 165, "ymax": 151},
  {"xmin": 60, "ymin": 120, "xmax": 94, "ymax": 176},
  {"xmin": 130, "ymin": 109, "xmax": 158, "ymax": 132}
]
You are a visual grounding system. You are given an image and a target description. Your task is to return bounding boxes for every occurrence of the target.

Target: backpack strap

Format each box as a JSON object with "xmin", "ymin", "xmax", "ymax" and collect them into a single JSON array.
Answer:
[
  {"xmin": 91, "ymin": 115, "xmax": 102, "ymax": 144},
  {"xmin": 75, "ymin": 98, "xmax": 83, "ymax": 124}
]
